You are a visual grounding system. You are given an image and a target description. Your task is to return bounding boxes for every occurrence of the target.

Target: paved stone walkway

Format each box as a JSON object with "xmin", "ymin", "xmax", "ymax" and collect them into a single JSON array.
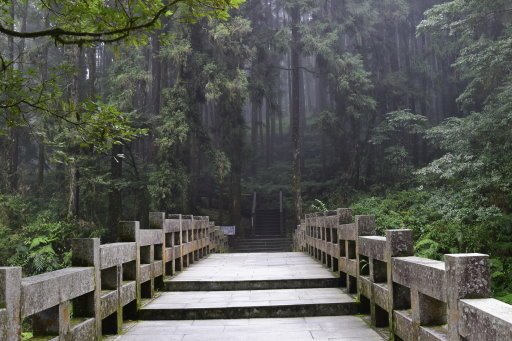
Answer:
[
  {"xmin": 169, "ymin": 252, "xmax": 335, "ymax": 282},
  {"xmin": 115, "ymin": 316, "xmax": 384, "ymax": 341},
  {"xmin": 114, "ymin": 253, "xmax": 384, "ymax": 340},
  {"xmin": 142, "ymin": 288, "xmax": 353, "ymax": 310}
]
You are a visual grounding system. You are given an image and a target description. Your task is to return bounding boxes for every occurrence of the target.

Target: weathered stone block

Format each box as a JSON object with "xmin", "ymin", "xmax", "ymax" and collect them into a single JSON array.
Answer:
[
  {"xmin": 70, "ymin": 318, "xmax": 96, "ymax": 341},
  {"xmin": 139, "ymin": 229, "xmax": 163, "ymax": 246},
  {"xmin": 21, "ymin": 267, "xmax": 95, "ymax": 318},
  {"xmin": 149, "ymin": 212, "xmax": 165, "ymax": 230},
  {"xmin": 99, "ymin": 243, "xmax": 137, "ymax": 269},
  {"xmin": 358, "ymin": 236, "xmax": 386, "ymax": 261},
  {"xmin": 337, "ymin": 208, "xmax": 353, "ymax": 224},
  {"xmin": 359, "ymin": 275, "xmax": 372, "ymax": 298},
  {"xmin": 373, "ymin": 283, "xmax": 390, "ymax": 312},
  {"xmin": 120, "ymin": 281, "xmax": 136, "ymax": 306},
  {"xmin": 394, "ymin": 309, "xmax": 417, "ymax": 341},
  {"xmin": 355, "ymin": 215, "xmax": 376, "ymax": 236},
  {"xmin": 140, "ymin": 264, "xmax": 151, "ymax": 283},
  {"xmin": 458, "ymin": 298, "xmax": 512, "ymax": 341},
  {"xmin": 100, "ymin": 290, "xmax": 117, "ymax": 319},
  {"xmin": 0, "ymin": 267, "xmax": 22, "ymax": 340},
  {"xmin": 386, "ymin": 229, "xmax": 414, "ymax": 258},
  {"xmin": 392, "ymin": 257, "xmax": 446, "ymax": 302},
  {"xmin": 419, "ymin": 326, "xmax": 448, "ymax": 341},
  {"xmin": 165, "ymin": 218, "xmax": 181, "ymax": 233},
  {"xmin": 445, "ymin": 254, "xmax": 490, "ymax": 340},
  {"xmin": 118, "ymin": 221, "xmax": 140, "ymax": 243}
]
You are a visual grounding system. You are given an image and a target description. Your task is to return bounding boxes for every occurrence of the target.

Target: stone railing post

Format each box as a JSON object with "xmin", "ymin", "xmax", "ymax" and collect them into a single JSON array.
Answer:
[
  {"xmin": 71, "ymin": 238, "xmax": 101, "ymax": 340},
  {"xmin": 149, "ymin": 212, "xmax": 166, "ymax": 278},
  {"xmin": 445, "ymin": 254, "xmax": 490, "ymax": 341},
  {"xmin": 119, "ymin": 221, "xmax": 141, "ymax": 309},
  {"xmin": 0, "ymin": 267, "xmax": 22, "ymax": 340},
  {"xmin": 355, "ymin": 215, "xmax": 376, "ymax": 297},
  {"xmin": 385, "ymin": 229, "xmax": 414, "ymax": 332}
]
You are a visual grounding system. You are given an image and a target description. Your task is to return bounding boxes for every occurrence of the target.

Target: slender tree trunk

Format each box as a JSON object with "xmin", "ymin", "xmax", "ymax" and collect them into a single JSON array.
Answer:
[
  {"xmin": 251, "ymin": 100, "xmax": 259, "ymax": 173},
  {"xmin": 290, "ymin": 5, "xmax": 302, "ymax": 225},
  {"xmin": 107, "ymin": 144, "xmax": 123, "ymax": 241},
  {"xmin": 68, "ymin": 46, "xmax": 86, "ymax": 218},
  {"xmin": 265, "ymin": 99, "xmax": 271, "ymax": 166},
  {"xmin": 7, "ymin": 0, "xmax": 19, "ymax": 193}
]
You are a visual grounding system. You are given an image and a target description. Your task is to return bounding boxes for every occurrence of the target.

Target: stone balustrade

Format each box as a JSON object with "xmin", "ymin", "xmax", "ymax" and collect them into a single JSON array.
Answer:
[
  {"xmin": 293, "ymin": 208, "xmax": 512, "ymax": 341},
  {"xmin": 0, "ymin": 213, "xmax": 228, "ymax": 341}
]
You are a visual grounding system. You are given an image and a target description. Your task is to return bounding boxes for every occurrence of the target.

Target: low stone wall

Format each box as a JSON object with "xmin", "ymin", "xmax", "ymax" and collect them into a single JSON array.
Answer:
[
  {"xmin": 293, "ymin": 209, "xmax": 512, "ymax": 341},
  {"xmin": 0, "ymin": 212, "xmax": 228, "ymax": 341}
]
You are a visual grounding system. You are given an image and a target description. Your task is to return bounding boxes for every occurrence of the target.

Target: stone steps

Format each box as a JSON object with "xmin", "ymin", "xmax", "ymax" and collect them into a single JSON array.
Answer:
[
  {"xmin": 231, "ymin": 238, "xmax": 292, "ymax": 253},
  {"xmin": 138, "ymin": 288, "xmax": 358, "ymax": 320},
  {"xmin": 164, "ymin": 276, "xmax": 341, "ymax": 291},
  {"xmin": 139, "ymin": 253, "xmax": 360, "ymax": 325}
]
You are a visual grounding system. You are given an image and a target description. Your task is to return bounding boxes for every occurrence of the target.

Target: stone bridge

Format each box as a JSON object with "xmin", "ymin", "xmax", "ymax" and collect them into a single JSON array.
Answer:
[{"xmin": 0, "ymin": 210, "xmax": 511, "ymax": 340}]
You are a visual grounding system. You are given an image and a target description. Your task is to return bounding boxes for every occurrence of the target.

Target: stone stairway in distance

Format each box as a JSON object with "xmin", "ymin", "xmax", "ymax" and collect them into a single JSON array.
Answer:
[
  {"xmin": 138, "ymin": 253, "xmax": 357, "ymax": 320},
  {"xmin": 232, "ymin": 209, "xmax": 292, "ymax": 253}
]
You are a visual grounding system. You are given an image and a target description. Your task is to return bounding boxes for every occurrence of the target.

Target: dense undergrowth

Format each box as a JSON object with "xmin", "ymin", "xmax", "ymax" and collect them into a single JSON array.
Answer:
[
  {"xmin": 0, "ymin": 195, "xmax": 103, "ymax": 276},
  {"xmin": 349, "ymin": 189, "xmax": 512, "ymax": 304}
]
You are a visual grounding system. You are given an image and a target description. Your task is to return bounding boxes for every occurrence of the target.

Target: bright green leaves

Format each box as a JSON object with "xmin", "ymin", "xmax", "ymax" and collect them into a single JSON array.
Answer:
[
  {"xmin": 74, "ymin": 101, "xmax": 148, "ymax": 153},
  {"xmin": 208, "ymin": 149, "xmax": 231, "ymax": 184},
  {"xmin": 156, "ymin": 86, "xmax": 190, "ymax": 153},
  {"xmin": 372, "ymin": 110, "xmax": 428, "ymax": 145},
  {"xmin": 209, "ymin": 16, "xmax": 253, "ymax": 60},
  {"xmin": 0, "ymin": 0, "xmax": 246, "ymax": 45}
]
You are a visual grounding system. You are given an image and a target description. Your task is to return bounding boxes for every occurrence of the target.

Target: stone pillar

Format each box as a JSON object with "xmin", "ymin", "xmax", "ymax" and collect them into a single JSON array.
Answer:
[
  {"xmin": 354, "ymin": 216, "xmax": 376, "ymax": 310},
  {"xmin": 119, "ymin": 221, "xmax": 141, "ymax": 310},
  {"xmin": 71, "ymin": 238, "xmax": 101, "ymax": 340},
  {"xmin": 385, "ymin": 230, "xmax": 414, "ymax": 332},
  {"xmin": 445, "ymin": 254, "xmax": 490, "ymax": 341},
  {"xmin": 0, "ymin": 267, "xmax": 22, "ymax": 341},
  {"xmin": 337, "ymin": 208, "xmax": 353, "ymax": 224},
  {"xmin": 149, "ymin": 212, "xmax": 166, "ymax": 288},
  {"xmin": 149, "ymin": 212, "xmax": 165, "ymax": 230}
]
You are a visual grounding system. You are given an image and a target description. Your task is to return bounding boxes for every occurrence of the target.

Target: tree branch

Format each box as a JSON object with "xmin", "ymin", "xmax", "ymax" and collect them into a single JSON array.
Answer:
[{"xmin": 0, "ymin": 0, "xmax": 183, "ymax": 45}]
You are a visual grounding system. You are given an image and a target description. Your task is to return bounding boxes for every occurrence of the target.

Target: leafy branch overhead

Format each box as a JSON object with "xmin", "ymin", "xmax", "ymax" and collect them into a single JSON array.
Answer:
[{"xmin": 0, "ymin": 0, "xmax": 245, "ymax": 45}]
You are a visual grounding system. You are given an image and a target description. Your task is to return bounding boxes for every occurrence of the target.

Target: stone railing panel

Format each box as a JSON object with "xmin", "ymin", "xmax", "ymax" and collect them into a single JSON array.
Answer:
[
  {"xmin": 21, "ymin": 267, "xmax": 95, "ymax": 318},
  {"xmin": 293, "ymin": 208, "xmax": 512, "ymax": 341},
  {"xmin": 392, "ymin": 257, "xmax": 446, "ymax": 302},
  {"xmin": 458, "ymin": 298, "xmax": 512, "ymax": 340},
  {"xmin": 99, "ymin": 243, "xmax": 137, "ymax": 270},
  {"xmin": 0, "ymin": 211, "xmax": 227, "ymax": 340}
]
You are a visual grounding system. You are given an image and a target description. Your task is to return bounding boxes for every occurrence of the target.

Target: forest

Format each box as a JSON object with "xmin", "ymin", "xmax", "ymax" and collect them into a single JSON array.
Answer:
[{"xmin": 0, "ymin": 0, "xmax": 511, "ymax": 304}]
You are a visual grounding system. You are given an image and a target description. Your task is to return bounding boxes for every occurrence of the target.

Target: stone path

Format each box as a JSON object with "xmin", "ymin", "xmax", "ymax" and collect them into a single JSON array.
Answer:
[
  {"xmin": 168, "ymin": 252, "xmax": 335, "ymax": 281},
  {"xmin": 114, "ymin": 253, "xmax": 384, "ymax": 340},
  {"xmin": 142, "ymin": 288, "xmax": 353, "ymax": 309},
  {"xmin": 115, "ymin": 316, "xmax": 384, "ymax": 341}
]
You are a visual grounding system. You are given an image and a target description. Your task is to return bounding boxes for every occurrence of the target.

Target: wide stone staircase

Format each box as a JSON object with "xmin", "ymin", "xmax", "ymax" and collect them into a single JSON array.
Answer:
[
  {"xmin": 138, "ymin": 253, "xmax": 358, "ymax": 321},
  {"xmin": 119, "ymin": 252, "xmax": 385, "ymax": 341},
  {"xmin": 231, "ymin": 209, "xmax": 292, "ymax": 253}
]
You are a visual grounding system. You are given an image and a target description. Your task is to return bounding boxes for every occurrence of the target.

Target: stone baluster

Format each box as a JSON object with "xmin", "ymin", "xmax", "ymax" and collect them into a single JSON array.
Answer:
[
  {"xmin": 385, "ymin": 229, "xmax": 414, "ymax": 333},
  {"xmin": 71, "ymin": 238, "xmax": 101, "ymax": 339},
  {"xmin": 445, "ymin": 253, "xmax": 490, "ymax": 341},
  {"xmin": 0, "ymin": 267, "xmax": 22, "ymax": 340}
]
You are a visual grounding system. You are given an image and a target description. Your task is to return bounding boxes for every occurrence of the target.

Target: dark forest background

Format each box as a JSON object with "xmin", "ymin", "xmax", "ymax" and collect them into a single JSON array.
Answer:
[{"xmin": 1, "ymin": 0, "xmax": 511, "ymax": 302}]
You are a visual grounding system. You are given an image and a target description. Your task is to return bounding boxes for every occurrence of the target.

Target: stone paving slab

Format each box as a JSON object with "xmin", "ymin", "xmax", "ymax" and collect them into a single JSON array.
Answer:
[
  {"xmin": 112, "ymin": 316, "xmax": 385, "ymax": 340},
  {"xmin": 168, "ymin": 253, "xmax": 335, "ymax": 282},
  {"xmin": 142, "ymin": 288, "xmax": 352, "ymax": 309}
]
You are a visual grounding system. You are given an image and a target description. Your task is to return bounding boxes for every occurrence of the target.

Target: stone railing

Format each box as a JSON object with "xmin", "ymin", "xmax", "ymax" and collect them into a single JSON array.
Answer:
[
  {"xmin": 0, "ymin": 213, "xmax": 228, "ymax": 341},
  {"xmin": 293, "ymin": 208, "xmax": 512, "ymax": 341}
]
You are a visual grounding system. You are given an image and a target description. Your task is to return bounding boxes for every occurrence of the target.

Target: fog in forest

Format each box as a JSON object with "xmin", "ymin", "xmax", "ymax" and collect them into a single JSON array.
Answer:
[{"xmin": 1, "ymin": 1, "xmax": 511, "ymax": 303}]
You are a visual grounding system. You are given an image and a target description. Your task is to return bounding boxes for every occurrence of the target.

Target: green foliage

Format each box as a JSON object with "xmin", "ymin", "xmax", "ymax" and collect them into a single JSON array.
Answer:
[
  {"xmin": 0, "ymin": 195, "xmax": 102, "ymax": 275},
  {"xmin": 351, "ymin": 188, "xmax": 512, "ymax": 299},
  {"xmin": 310, "ymin": 199, "xmax": 328, "ymax": 213}
]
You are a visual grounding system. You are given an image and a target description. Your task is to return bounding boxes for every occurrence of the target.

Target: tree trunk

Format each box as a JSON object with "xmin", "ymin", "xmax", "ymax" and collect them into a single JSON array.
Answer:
[
  {"xmin": 290, "ymin": 5, "xmax": 302, "ymax": 226},
  {"xmin": 107, "ymin": 144, "xmax": 123, "ymax": 242},
  {"xmin": 68, "ymin": 46, "xmax": 86, "ymax": 218}
]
